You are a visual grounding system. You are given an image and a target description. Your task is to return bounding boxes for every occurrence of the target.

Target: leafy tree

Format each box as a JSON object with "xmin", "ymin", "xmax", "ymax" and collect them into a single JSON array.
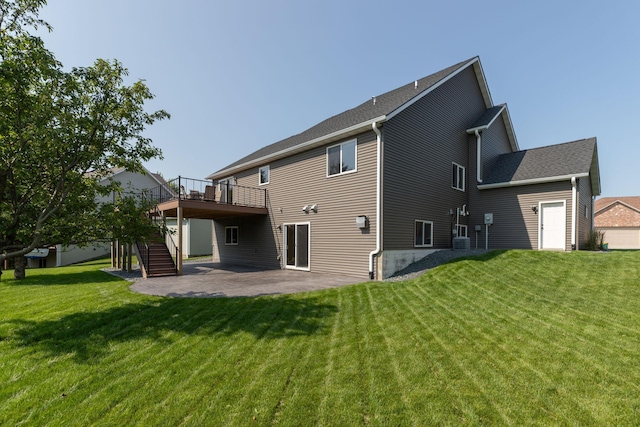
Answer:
[{"xmin": 0, "ymin": 0, "xmax": 169, "ymax": 279}]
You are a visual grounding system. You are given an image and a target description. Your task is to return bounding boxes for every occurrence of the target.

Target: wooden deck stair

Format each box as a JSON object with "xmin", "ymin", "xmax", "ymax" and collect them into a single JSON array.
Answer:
[{"xmin": 136, "ymin": 232, "xmax": 177, "ymax": 278}]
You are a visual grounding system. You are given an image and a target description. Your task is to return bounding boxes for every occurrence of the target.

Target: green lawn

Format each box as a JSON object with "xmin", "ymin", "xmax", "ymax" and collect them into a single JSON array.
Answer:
[{"xmin": 1, "ymin": 251, "xmax": 640, "ymax": 425}]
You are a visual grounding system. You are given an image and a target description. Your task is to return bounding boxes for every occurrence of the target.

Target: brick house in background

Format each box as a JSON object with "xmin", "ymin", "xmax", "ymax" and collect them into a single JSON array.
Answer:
[{"xmin": 594, "ymin": 197, "xmax": 640, "ymax": 249}]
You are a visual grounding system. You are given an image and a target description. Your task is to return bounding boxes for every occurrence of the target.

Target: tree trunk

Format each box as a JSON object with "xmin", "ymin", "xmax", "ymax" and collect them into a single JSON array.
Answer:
[{"xmin": 14, "ymin": 256, "xmax": 26, "ymax": 280}]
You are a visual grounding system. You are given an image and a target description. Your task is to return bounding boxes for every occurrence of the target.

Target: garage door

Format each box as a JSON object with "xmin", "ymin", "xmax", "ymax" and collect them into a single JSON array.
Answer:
[{"xmin": 598, "ymin": 228, "xmax": 640, "ymax": 249}]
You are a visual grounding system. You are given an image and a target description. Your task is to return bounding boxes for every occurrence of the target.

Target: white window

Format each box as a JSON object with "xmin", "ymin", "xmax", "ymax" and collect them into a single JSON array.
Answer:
[
  {"xmin": 456, "ymin": 224, "xmax": 468, "ymax": 238},
  {"xmin": 584, "ymin": 204, "xmax": 590, "ymax": 219},
  {"xmin": 225, "ymin": 226, "xmax": 238, "ymax": 245},
  {"xmin": 327, "ymin": 139, "xmax": 357, "ymax": 176},
  {"xmin": 259, "ymin": 165, "xmax": 270, "ymax": 185},
  {"xmin": 452, "ymin": 162, "xmax": 465, "ymax": 191},
  {"xmin": 414, "ymin": 220, "xmax": 433, "ymax": 247}
]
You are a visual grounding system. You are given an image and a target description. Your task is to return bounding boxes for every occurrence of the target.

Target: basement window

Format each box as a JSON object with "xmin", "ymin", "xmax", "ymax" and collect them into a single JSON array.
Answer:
[
  {"xmin": 225, "ymin": 226, "xmax": 238, "ymax": 245},
  {"xmin": 415, "ymin": 220, "xmax": 433, "ymax": 247}
]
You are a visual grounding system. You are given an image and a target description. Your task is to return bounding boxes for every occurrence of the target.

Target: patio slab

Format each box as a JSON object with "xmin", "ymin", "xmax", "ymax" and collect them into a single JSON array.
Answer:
[{"xmin": 129, "ymin": 262, "xmax": 365, "ymax": 298}]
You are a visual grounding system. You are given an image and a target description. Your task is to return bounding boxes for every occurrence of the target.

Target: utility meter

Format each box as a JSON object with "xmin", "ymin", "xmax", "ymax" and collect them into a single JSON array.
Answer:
[{"xmin": 484, "ymin": 213, "xmax": 494, "ymax": 225}]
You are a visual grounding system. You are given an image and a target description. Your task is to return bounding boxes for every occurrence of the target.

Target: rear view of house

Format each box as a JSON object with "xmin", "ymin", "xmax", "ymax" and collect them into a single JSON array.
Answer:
[{"xmin": 155, "ymin": 56, "xmax": 601, "ymax": 280}]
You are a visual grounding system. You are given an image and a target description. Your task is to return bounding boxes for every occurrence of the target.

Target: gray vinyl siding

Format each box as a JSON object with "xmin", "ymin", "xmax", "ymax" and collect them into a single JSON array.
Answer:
[
  {"xmin": 471, "ymin": 181, "xmax": 573, "ymax": 250},
  {"xmin": 215, "ymin": 131, "xmax": 377, "ymax": 278},
  {"xmin": 481, "ymin": 114, "xmax": 513, "ymax": 178},
  {"xmin": 577, "ymin": 176, "xmax": 594, "ymax": 249},
  {"xmin": 382, "ymin": 66, "xmax": 486, "ymax": 250},
  {"xmin": 212, "ymin": 216, "xmax": 279, "ymax": 269}
]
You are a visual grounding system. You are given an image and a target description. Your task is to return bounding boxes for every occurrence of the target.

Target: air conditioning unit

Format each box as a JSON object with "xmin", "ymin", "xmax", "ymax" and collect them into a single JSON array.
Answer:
[{"xmin": 452, "ymin": 237, "xmax": 470, "ymax": 250}]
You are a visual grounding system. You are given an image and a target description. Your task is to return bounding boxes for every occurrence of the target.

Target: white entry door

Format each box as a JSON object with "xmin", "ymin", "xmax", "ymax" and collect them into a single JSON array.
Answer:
[{"xmin": 540, "ymin": 201, "xmax": 566, "ymax": 250}]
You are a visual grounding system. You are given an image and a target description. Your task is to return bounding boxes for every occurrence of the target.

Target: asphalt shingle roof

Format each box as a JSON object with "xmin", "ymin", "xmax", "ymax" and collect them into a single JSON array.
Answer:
[
  {"xmin": 482, "ymin": 138, "xmax": 597, "ymax": 185},
  {"xmin": 595, "ymin": 197, "xmax": 640, "ymax": 213},
  {"xmin": 468, "ymin": 105, "xmax": 505, "ymax": 130},
  {"xmin": 210, "ymin": 57, "xmax": 477, "ymax": 177}
]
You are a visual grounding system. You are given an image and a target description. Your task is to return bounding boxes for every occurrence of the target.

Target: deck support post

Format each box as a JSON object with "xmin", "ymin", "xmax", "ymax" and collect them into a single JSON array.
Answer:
[{"xmin": 177, "ymin": 206, "xmax": 183, "ymax": 275}]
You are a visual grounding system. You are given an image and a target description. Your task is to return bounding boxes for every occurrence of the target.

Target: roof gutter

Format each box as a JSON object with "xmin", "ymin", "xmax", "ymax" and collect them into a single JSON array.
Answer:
[
  {"xmin": 478, "ymin": 172, "xmax": 589, "ymax": 190},
  {"xmin": 207, "ymin": 115, "xmax": 387, "ymax": 180},
  {"xmin": 474, "ymin": 129, "xmax": 483, "ymax": 183},
  {"xmin": 369, "ymin": 122, "xmax": 382, "ymax": 280}
]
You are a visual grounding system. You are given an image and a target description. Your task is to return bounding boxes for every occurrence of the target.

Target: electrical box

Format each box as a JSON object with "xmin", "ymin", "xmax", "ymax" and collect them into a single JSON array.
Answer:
[
  {"xmin": 356, "ymin": 216, "xmax": 368, "ymax": 229},
  {"xmin": 474, "ymin": 225, "xmax": 482, "ymax": 232},
  {"xmin": 484, "ymin": 213, "xmax": 493, "ymax": 225}
]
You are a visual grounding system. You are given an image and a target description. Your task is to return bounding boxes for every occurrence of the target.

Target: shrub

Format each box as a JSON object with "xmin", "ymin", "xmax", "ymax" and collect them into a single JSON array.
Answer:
[{"xmin": 586, "ymin": 229, "xmax": 606, "ymax": 250}]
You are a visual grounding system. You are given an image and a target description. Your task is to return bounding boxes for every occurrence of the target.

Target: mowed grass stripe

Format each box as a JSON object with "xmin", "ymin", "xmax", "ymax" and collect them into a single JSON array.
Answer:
[
  {"xmin": 451, "ymin": 260, "xmax": 640, "ymax": 390},
  {"xmin": 406, "ymin": 276, "xmax": 592, "ymax": 424},
  {"xmin": 80, "ymin": 308, "xmax": 236, "ymax": 425},
  {"xmin": 265, "ymin": 292, "xmax": 341, "ymax": 425},
  {"xmin": 387, "ymin": 282, "xmax": 520, "ymax": 425},
  {"xmin": 12, "ymin": 302, "xmax": 214, "ymax": 425},
  {"xmin": 425, "ymin": 256, "xmax": 640, "ymax": 422},
  {"xmin": 98, "ymin": 297, "xmax": 289, "ymax": 426}
]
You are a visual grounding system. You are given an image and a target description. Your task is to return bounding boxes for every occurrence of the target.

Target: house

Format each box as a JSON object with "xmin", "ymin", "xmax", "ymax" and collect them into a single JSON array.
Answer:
[
  {"xmin": 155, "ymin": 56, "xmax": 601, "ymax": 280},
  {"xmin": 165, "ymin": 218, "xmax": 213, "ymax": 258},
  {"xmin": 49, "ymin": 167, "xmax": 212, "ymax": 267},
  {"xmin": 594, "ymin": 197, "xmax": 640, "ymax": 249}
]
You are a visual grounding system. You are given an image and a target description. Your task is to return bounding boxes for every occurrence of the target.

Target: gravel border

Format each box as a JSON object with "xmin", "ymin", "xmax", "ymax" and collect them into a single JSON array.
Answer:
[{"xmin": 384, "ymin": 249, "xmax": 489, "ymax": 282}]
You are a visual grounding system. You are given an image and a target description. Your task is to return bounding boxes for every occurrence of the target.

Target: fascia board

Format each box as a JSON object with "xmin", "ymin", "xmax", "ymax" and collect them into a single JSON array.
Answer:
[
  {"xmin": 471, "ymin": 58, "xmax": 494, "ymax": 109},
  {"xmin": 477, "ymin": 173, "xmax": 589, "ymax": 190},
  {"xmin": 387, "ymin": 57, "xmax": 483, "ymax": 121},
  {"xmin": 501, "ymin": 105, "xmax": 520, "ymax": 151},
  {"xmin": 207, "ymin": 115, "xmax": 387, "ymax": 180}
]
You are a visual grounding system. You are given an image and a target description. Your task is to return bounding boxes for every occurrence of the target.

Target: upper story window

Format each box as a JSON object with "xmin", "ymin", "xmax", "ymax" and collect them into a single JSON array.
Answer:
[
  {"xmin": 259, "ymin": 165, "xmax": 270, "ymax": 185},
  {"xmin": 452, "ymin": 162, "xmax": 465, "ymax": 192},
  {"xmin": 414, "ymin": 220, "xmax": 433, "ymax": 247},
  {"xmin": 327, "ymin": 139, "xmax": 357, "ymax": 177}
]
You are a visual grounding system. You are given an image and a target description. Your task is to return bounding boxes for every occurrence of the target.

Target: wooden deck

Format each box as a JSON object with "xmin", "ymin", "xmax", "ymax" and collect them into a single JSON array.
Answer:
[{"xmin": 156, "ymin": 198, "xmax": 268, "ymax": 220}]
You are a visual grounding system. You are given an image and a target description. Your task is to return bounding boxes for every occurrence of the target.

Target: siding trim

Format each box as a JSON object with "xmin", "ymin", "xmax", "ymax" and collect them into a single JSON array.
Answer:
[
  {"xmin": 478, "ymin": 173, "xmax": 589, "ymax": 190},
  {"xmin": 207, "ymin": 116, "xmax": 386, "ymax": 179}
]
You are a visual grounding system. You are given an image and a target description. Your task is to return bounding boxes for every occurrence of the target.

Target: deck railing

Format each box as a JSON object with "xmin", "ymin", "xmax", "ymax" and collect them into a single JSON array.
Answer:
[{"xmin": 145, "ymin": 176, "xmax": 267, "ymax": 209}]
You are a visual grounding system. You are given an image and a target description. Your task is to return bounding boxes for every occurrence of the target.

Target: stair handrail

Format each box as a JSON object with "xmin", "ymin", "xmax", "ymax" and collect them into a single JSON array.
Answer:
[
  {"xmin": 163, "ymin": 227, "xmax": 179, "ymax": 274},
  {"xmin": 135, "ymin": 240, "xmax": 151, "ymax": 278}
]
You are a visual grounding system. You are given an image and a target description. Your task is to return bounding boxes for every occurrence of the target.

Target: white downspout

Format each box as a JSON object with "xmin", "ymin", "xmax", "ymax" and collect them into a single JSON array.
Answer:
[
  {"xmin": 369, "ymin": 122, "xmax": 382, "ymax": 280},
  {"xmin": 474, "ymin": 129, "xmax": 483, "ymax": 183},
  {"xmin": 571, "ymin": 176, "xmax": 577, "ymax": 250}
]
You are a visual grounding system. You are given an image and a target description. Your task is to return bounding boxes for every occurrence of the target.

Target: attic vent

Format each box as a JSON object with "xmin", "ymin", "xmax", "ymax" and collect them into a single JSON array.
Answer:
[
  {"xmin": 372, "ymin": 96, "xmax": 376, "ymax": 105},
  {"xmin": 414, "ymin": 80, "xmax": 418, "ymax": 89}
]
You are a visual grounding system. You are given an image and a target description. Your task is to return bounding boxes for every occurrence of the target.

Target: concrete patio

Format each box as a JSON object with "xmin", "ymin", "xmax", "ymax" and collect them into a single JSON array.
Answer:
[{"xmin": 129, "ymin": 262, "xmax": 365, "ymax": 298}]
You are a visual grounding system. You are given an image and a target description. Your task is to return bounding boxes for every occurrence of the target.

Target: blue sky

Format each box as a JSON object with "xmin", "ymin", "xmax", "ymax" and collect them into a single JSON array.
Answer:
[{"xmin": 39, "ymin": 0, "xmax": 639, "ymax": 197}]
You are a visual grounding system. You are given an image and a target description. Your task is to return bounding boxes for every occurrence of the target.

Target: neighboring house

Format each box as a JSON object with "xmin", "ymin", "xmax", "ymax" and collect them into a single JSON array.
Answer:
[
  {"xmin": 165, "ymin": 218, "xmax": 213, "ymax": 258},
  {"xmin": 47, "ymin": 167, "xmax": 208, "ymax": 268},
  {"xmin": 594, "ymin": 197, "xmax": 640, "ymax": 249},
  {"xmin": 156, "ymin": 56, "xmax": 601, "ymax": 280}
]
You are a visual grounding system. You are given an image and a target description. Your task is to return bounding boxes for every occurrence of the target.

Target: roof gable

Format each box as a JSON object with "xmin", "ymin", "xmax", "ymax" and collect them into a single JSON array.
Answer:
[
  {"xmin": 480, "ymin": 137, "xmax": 601, "ymax": 195},
  {"xmin": 595, "ymin": 197, "xmax": 640, "ymax": 214},
  {"xmin": 208, "ymin": 57, "xmax": 494, "ymax": 179}
]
